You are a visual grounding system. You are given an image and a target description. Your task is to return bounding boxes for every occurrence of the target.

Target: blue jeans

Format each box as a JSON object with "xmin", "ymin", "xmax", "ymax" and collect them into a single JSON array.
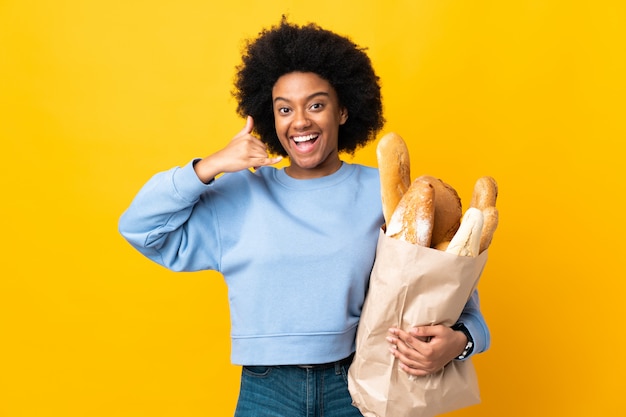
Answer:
[{"xmin": 234, "ymin": 356, "xmax": 363, "ymax": 416}]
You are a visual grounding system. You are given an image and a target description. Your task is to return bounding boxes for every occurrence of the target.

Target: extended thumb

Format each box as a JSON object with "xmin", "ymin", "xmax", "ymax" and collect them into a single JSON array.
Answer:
[{"xmin": 241, "ymin": 115, "xmax": 254, "ymax": 134}]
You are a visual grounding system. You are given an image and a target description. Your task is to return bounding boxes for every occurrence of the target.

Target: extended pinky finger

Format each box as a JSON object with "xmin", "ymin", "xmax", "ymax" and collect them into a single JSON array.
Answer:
[{"xmin": 253, "ymin": 156, "xmax": 283, "ymax": 170}]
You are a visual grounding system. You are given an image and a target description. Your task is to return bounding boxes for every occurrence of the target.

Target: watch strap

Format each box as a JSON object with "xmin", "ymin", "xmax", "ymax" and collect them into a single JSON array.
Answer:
[{"xmin": 451, "ymin": 322, "xmax": 474, "ymax": 360}]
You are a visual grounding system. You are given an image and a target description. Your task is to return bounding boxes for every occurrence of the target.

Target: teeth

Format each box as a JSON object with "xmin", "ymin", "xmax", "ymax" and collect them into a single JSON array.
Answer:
[{"xmin": 293, "ymin": 134, "xmax": 317, "ymax": 143}]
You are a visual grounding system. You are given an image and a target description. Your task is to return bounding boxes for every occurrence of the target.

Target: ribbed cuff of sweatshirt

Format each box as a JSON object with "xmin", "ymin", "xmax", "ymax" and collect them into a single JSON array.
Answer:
[{"xmin": 171, "ymin": 159, "xmax": 214, "ymax": 202}]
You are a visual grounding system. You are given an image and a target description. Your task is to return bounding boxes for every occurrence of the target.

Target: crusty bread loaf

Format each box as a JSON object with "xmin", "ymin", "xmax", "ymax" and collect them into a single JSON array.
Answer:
[
  {"xmin": 376, "ymin": 132, "xmax": 411, "ymax": 227},
  {"xmin": 479, "ymin": 206, "xmax": 499, "ymax": 253},
  {"xmin": 386, "ymin": 178, "xmax": 435, "ymax": 247},
  {"xmin": 470, "ymin": 176, "xmax": 498, "ymax": 210},
  {"xmin": 433, "ymin": 240, "xmax": 450, "ymax": 251},
  {"xmin": 446, "ymin": 207, "xmax": 484, "ymax": 257},
  {"xmin": 469, "ymin": 176, "xmax": 499, "ymax": 253},
  {"xmin": 416, "ymin": 175, "xmax": 462, "ymax": 248}
]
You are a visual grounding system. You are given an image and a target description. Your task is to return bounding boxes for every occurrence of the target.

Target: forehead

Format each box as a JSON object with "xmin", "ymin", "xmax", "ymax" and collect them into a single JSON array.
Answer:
[{"xmin": 272, "ymin": 71, "xmax": 338, "ymax": 101}]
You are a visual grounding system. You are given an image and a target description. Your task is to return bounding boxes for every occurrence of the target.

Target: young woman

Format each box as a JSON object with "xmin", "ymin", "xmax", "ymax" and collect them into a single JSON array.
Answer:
[{"xmin": 119, "ymin": 18, "xmax": 490, "ymax": 417}]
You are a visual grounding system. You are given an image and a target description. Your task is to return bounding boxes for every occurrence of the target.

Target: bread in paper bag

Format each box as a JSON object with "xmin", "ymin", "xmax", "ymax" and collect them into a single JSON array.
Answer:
[
  {"xmin": 349, "ymin": 135, "xmax": 498, "ymax": 417},
  {"xmin": 347, "ymin": 232, "xmax": 487, "ymax": 417}
]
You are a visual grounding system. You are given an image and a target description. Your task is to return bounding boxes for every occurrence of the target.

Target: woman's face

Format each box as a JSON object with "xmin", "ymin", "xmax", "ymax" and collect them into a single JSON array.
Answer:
[{"xmin": 272, "ymin": 71, "xmax": 348, "ymax": 179}]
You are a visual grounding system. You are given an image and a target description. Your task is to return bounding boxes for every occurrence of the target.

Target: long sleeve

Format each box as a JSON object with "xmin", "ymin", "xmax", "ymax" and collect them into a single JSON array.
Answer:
[
  {"xmin": 457, "ymin": 290, "xmax": 490, "ymax": 357},
  {"xmin": 118, "ymin": 160, "xmax": 220, "ymax": 272}
]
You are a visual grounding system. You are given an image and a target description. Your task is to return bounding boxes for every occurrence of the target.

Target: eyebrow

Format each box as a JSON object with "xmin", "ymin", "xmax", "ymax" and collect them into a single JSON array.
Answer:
[{"xmin": 273, "ymin": 91, "xmax": 331, "ymax": 104}]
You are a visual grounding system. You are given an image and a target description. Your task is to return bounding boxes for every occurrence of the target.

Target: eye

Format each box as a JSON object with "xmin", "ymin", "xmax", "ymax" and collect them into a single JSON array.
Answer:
[
  {"xmin": 277, "ymin": 107, "xmax": 291, "ymax": 115},
  {"xmin": 309, "ymin": 102, "xmax": 324, "ymax": 111}
]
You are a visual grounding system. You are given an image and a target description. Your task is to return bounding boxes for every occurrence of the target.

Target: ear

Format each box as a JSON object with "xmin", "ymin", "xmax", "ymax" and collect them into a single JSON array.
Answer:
[{"xmin": 339, "ymin": 107, "xmax": 349, "ymax": 125}]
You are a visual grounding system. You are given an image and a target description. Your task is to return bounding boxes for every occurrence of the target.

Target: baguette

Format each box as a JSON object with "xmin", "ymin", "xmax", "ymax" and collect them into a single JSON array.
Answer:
[
  {"xmin": 469, "ymin": 176, "xmax": 499, "ymax": 253},
  {"xmin": 386, "ymin": 178, "xmax": 435, "ymax": 247},
  {"xmin": 479, "ymin": 206, "xmax": 499, "ymax": 253},
  {"xmin": 376, "ymin": 133, "xmax": 411, "ymax": 227},
  {"xmin": 470, "ymin": 176, "xmax": 498, "ymax": 210},
  {"xmin": 446, "ymin": 208, "xmax": 484, "ymax": 257},
  {"xmin": 416, "ymin": 175, "xmax": 462, "ymax": 248}
]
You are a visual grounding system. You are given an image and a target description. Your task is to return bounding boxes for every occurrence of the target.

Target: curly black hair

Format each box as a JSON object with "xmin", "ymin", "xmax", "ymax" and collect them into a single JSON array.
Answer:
[{"xmin": 233, "ymin": 17, "xmax": 385, "ymax": 156}]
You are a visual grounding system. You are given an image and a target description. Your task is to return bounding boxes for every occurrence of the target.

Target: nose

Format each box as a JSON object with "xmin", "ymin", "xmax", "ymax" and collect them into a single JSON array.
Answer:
[{"xmin": 293, "ymin": 109, "xmax": 311, "ymax": 129}]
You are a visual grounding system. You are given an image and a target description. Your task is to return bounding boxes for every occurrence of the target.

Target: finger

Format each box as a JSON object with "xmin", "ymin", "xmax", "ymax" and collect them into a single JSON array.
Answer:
[
  {"xmin": 389, "ymin": 342, "xmax": 415, "ymax": 362},
  {"xmin": 389, "ymin": 343, "xmax": 426, "ymax": 376},
  {"xmin": 237, "ymin": 115, "xmax": 254, "ymax": 136},
  {"xmin": 389, "ymin": 328, "xmax": 418, "ymax": 347},
  {"xmin": 390, "ymin": 329, "xmax": 432, "ymax": 359},
  {"xmin": 388, "ymin": 330, "xmax": 419, "ymax": 357},
  {"xmin": 398, "ymin": 360, "xmax": 431, "ymax": 377},
  {"xmin": 391, "ymin": 343, "xmax": 440, "ymax": 376},
  {"xmin": 253, "ymin": 156, "xmax": 283, "ymax": 170},
  {"xmin": 267, "ymin": 156, "xmax": 283, "ymax": 165},
  {"xmin": 410, "ymin": 325, "xmax": 442, "ymax": 340},
  {"xmin": 396, "ymin": 337, "xmax": 420, "ymax": 356}
]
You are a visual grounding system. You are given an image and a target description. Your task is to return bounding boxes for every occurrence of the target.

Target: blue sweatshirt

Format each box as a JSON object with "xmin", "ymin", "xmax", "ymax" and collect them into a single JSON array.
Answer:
[{"xmin": 119, "ymin": 160, "xmax": 489, "ymax": 365}]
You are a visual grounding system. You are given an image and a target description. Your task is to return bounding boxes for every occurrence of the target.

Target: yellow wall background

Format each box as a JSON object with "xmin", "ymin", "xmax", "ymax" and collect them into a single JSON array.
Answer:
[{"xmin": 1, "ymin": 0, "xmax": 624, "ymax": 416}]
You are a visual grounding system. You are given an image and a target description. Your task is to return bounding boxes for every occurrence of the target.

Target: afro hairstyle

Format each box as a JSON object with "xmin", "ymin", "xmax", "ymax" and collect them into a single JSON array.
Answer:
[{"xmin": 233, "ymin": 17, "xmax": 385, "ymax": 156}]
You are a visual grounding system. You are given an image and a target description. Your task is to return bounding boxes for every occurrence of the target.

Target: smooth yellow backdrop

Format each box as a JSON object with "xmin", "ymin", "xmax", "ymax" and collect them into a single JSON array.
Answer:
[{"xmin": 2, "ymin": 0, "xmax": 625, "ymax": 416}]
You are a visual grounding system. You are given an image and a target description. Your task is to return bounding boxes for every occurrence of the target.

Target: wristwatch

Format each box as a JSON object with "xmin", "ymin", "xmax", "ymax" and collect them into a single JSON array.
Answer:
[{"xmin": 451, "ymin": 322, "xmax": 474, "ymax": 360}]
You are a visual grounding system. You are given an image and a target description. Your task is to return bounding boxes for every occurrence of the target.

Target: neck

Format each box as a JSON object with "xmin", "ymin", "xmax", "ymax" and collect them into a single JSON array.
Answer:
[{"xmin": 285, "ymin": 158, "xmax": 343, "ymax": 179}]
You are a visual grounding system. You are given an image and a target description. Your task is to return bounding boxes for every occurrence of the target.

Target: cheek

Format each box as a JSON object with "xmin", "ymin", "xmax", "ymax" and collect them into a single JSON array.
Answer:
[
  {"xmin": 273, "ymin": 115, "xmax": 287, "ymax": 132},
  {"xmin": 273, "ymin": 120, "xmax": 290, "ymax": 144},
  {"xmin": 326, "ymin": 116, "xmax": 343, "ymax": 134}
]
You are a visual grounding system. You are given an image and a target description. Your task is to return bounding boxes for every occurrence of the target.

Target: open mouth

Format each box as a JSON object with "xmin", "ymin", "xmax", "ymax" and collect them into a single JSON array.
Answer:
[{"xmin": 292, "ymin": 134, "xmax": 319, "ymax": 150}]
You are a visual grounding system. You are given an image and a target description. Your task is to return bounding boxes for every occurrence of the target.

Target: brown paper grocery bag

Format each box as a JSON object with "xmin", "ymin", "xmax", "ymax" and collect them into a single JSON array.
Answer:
[{"xmin": 348, "ymin": 230, "xmax": 488, "ymax": 417}]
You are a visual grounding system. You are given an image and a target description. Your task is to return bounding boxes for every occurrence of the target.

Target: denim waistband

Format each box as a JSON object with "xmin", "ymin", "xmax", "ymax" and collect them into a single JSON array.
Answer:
[{"xmin": 294, "ymin": 352, "xmax": 355, "ymax": 370}]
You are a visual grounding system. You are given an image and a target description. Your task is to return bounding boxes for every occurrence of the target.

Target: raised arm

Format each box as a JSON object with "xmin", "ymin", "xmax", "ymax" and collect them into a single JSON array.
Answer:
[{"xmin": 118, "ymin": 116, "xmax": 282, "ymax": 271}]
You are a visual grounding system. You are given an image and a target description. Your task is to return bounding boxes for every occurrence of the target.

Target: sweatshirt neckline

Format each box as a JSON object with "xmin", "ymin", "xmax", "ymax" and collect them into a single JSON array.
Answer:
[{"xmin": 272, "ymin": 162, "xmax": 355, "ymax": 190}]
